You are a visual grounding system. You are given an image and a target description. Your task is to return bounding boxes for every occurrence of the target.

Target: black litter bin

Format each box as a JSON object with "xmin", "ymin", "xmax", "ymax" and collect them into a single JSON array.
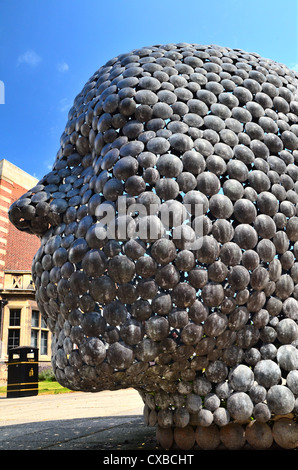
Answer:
[{"xmin": 7, "ymin": 346, "xmax": 39, "ymax": 398}]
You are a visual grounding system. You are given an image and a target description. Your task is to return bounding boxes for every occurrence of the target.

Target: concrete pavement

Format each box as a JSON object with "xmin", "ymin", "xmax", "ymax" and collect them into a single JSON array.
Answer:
[
  {"xmin": 0, "ymin": 388, "xmax": 144, "ymax": 425},
  {"xmin": 0, "ymin": 388, "xmax": 158, "ymax": 450},
  {"xmin": 0, "ymin": 389, "xmax": 285, "ymax": 455}
]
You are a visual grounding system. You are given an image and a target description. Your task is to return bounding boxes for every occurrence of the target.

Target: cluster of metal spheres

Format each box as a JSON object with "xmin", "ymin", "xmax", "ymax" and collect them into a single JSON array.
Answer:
[{"xmin": 9, "ymin": 42, "xmax": 298, "ymax": 449}]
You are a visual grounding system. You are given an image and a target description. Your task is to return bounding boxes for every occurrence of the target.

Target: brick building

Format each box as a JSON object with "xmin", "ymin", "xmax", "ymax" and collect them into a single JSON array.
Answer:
[{"xmin": 0, "ymin": 159, "xmax": 52, "ymax": 381}]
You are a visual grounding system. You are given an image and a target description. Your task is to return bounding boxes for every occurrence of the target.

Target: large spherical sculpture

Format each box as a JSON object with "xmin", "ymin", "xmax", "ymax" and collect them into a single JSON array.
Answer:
[{"xmin": 9, "ymin": 43, "xmax": 298, "ymax": 449}]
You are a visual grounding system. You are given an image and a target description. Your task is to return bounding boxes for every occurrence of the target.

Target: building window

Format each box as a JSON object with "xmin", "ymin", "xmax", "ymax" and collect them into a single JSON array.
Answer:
[
  {"xmin": 31, "ymin": 329, "xmax": 38, "ymax": 348},
  {"xmin": 41, "ymin": 331, "xmax": 48, "ymax": 355},
  {"xmin": 7, "ymin": 329, "xmax": 20, "ymax": 352},
  {"xmin": 31, "ymin": 309, "xmax": 48, "ymax": 356},
  {"xmin": 31, "ymin": 310, "xmax": 39, "ymax": 328},
  {"xmin": 7, "ymin": 309, "xmax": 21, "ymax": 353},
  {"xmin": 9, "ymin": 309, "xmax": 21, "ymax": 326}
]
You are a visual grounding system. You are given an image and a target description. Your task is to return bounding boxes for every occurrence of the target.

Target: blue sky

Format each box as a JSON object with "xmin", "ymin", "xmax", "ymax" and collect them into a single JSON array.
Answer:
[{"xmin": 0, "ymin": 0, "xmax": 297, "ymax": 181}]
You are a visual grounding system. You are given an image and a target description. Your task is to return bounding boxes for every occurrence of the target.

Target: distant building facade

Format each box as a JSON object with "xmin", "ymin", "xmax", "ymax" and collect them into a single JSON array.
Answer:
[{"xmin": 0, "ymin": 159, "xmax": 52, "ymax": 381}]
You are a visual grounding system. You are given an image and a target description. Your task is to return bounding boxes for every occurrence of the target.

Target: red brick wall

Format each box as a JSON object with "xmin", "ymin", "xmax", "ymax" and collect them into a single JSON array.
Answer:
[
  {"xmin": 0, "ymin": 178, "xmax": 11, "ymax": 286},
  {"xmin": 0, "ymin": 178, "xmax": 40, "ymax": 277}
]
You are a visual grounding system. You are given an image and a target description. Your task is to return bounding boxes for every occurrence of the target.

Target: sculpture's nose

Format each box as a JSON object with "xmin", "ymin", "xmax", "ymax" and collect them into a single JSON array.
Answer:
[
  {"xmin": 8, "ymin": 182, "xmax": 52, "ymax": 236},
  {"xmin": 8, "ymin": 160, "xmax": 80, "ymax": 236},
  {"xmin": 8, "ymin": 150, "xmax": 97, "ymax": 237}
]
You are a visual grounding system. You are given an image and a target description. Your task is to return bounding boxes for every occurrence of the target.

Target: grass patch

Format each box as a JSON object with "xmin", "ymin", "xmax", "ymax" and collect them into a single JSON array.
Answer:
[
  {"xmin": 0, "ymin": 367, "xmax": 75, "ymax": 396},
  {"xmin": 37, "ymin": 380, "xmax": 75, "ymax": 395},
  {"xmin": 0, "ymin": 380, "xmax": 75, "ymax": 396}
]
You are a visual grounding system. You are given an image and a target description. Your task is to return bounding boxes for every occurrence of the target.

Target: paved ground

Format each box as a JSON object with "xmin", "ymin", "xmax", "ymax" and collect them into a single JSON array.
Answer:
[
  {"xmin": 0, "ymin": 388, "xmax": 290, "ymax": 458},
  {"xmin": 0, "ymin": 388, "xmax": 159, "ymax": 450}
]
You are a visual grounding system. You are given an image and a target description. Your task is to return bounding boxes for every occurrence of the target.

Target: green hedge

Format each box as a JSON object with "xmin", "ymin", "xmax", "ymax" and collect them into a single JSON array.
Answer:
[{"xmin": 38, "ymin": 367, "xmax": 56, "ymax": 382}]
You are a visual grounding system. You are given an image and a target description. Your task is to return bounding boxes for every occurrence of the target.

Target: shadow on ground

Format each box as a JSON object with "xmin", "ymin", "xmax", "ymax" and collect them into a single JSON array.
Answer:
[{"xmin": 0, "ymin": 415, "xmax": 158, "ymax": 450}]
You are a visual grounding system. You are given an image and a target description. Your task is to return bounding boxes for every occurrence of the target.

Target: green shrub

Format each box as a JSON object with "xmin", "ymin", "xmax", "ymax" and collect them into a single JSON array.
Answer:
[{"xmin": 38, "ymin": 367, "xmax": 56, "ymax": 382}]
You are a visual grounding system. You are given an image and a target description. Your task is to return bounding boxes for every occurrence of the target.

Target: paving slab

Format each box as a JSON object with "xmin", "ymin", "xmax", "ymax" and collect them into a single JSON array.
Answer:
[
  {"xmin": 0, "ymin": 388, "xmax": 158, "ymax": 450},
  {"xmin": 0, "ymin": 415, "xmax": 158, "ymax": 450},
  {"xmin": 0, "ymin": 388, "xmax": 144, "ymax": 425},
  {"xmin": 0, "ymin": 388, "xmax": 284, "ymax": 456}
]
